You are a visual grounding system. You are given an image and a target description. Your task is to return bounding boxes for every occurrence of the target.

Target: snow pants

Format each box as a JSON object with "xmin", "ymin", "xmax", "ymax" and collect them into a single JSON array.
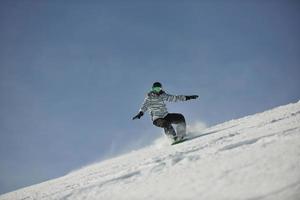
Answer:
[{"xmin": 153, "ymin": 113, "xmax": 186, "ymax": 138}]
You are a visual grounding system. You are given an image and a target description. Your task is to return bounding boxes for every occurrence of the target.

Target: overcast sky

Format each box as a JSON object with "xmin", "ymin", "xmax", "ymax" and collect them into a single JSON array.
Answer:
[{"xmin": 0, "ymin": 0, "xmax": 299, "ymax": 195}]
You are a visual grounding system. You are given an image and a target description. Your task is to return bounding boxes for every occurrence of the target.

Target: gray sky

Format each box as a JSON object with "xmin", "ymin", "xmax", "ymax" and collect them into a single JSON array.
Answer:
[{"xmin": 0, "ymin": 0, "xmax": 299, "ymax": 195}]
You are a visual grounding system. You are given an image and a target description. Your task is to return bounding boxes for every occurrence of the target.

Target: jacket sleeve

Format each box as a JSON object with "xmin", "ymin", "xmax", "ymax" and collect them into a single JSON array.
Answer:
[
  {"xmin": 139, "ymin": 95, "xmax": 150, "ymax": 113},
  {"xmin": 162, "ymin": 92, "xmax": 186, "ymax": 102}
]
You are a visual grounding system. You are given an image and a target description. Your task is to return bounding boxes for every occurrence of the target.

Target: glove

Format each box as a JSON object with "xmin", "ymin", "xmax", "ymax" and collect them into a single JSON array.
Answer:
[
  {"xmin": 185, "ymin": 95, "xmax": 199, "ymax": 100},
  {"xmin": 132, "ymin": 111, "xmax": 144, "ymax": 120}
]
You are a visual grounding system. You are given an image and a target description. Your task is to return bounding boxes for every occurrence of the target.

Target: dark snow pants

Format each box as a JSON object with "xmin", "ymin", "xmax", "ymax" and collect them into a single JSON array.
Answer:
[{"xmin": 153, "ymin": 113, "xmax": 186, "ymax": 138}]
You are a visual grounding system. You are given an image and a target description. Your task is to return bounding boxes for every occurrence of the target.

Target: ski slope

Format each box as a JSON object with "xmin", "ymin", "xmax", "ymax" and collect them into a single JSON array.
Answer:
[{"xmin": 1, "ymin": 101, "xmax": 300, "ymax": 200}]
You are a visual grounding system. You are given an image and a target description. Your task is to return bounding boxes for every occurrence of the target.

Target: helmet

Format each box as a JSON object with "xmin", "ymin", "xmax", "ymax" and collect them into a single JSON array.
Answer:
[{"xmin": 152, "ymin": 82, "xmax": 162, "ymax": 88}]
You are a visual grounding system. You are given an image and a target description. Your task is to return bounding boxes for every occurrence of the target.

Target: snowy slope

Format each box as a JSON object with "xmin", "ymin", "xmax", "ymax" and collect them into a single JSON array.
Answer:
[{"xmin": 1, "ymin": 101, "xmax": 300, "ymax": 200}]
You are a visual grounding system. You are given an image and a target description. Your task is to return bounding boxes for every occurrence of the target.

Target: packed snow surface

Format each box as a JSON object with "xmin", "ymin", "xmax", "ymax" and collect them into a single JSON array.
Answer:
[{"xmin": 1, "ymin": 101, "xmax": 300, "ymax": 200}]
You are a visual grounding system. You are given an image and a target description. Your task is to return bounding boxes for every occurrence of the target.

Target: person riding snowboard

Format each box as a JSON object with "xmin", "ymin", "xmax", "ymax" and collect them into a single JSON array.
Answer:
[{"xmin": 133, "ymin": 82, "xmax": 198, "ymax": 143}]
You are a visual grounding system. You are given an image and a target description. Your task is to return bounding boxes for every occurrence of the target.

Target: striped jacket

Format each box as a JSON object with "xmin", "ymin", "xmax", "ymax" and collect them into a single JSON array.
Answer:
[{"xmin": 139, "ymin": 91, "xmax": 187, "ymax": 121}]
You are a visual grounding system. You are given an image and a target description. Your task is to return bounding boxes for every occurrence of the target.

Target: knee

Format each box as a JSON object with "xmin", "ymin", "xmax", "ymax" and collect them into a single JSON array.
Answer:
[
  {"xmin": 178, "ymin": 114, "xmax": 186, "ymax": 122},
  {"xmin": 153, "ymin": 119, "xmax": 168, "ymax": 128}
]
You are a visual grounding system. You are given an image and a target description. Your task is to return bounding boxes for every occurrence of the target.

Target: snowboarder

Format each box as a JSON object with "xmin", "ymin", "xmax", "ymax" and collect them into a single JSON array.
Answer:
[{"xmin": 133, "ymin": 82, "xmax": 198, "ymax": 143}]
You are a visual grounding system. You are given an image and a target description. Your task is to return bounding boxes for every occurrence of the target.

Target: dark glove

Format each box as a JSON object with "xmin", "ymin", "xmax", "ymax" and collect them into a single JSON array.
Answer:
[
  {"xmin": 132, "ymin": 111, "xmax": 144, "ymax": 120},
  {"xmin": 185, "ymin": 95, "xmax": 199, "ymax": 100}
]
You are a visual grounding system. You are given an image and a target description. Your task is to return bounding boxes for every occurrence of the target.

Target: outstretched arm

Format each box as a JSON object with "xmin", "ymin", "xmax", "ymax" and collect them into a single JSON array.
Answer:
[
  {"xmin": 162, "ymin": 92, "xmax": 187, "ymax": 102},
  {"xmin": 139, "ymin": 95, "xmax": 150, "ymax": 113},
  {"xmin": 133, "ymin": 95, "xmax": 149, "ymax": 120},
  {"xmin": 162, "ymin": 92, "xmax": 199, "ymax": 102}
]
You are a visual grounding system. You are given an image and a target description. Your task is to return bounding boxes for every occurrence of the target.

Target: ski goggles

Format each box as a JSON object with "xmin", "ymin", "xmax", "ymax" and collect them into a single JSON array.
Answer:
[{"xmin": 152, "ymin": 86, "xmax": 162, "ymax": 93}]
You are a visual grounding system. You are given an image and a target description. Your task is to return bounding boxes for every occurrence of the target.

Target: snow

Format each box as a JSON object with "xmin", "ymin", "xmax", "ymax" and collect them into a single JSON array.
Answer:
[{"xmin": 1, "ymin": 101, "xmax": 300, "ymax": 200}]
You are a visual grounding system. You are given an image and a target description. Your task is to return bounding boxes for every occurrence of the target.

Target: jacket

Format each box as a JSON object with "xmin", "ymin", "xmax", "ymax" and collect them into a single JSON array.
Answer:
[{"xmin": 139, "ymin": 90, "xmax": 186, "ymax": 121}]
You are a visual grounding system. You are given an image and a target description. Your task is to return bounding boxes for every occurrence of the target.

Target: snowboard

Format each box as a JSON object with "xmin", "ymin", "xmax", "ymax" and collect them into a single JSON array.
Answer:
[
  {"xmin": 171, "ymin": 137, "xmax": 189, "ymax": 145},
  {"xmin": 171, "ymin": 132, "xmax": 207, "ymax": 145}
]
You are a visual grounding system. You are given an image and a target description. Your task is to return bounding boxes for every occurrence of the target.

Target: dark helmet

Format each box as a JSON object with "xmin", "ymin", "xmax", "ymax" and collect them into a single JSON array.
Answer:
[{"xmin": 152, "ymin": 82, "xmax": 162, "ymax": 88}]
